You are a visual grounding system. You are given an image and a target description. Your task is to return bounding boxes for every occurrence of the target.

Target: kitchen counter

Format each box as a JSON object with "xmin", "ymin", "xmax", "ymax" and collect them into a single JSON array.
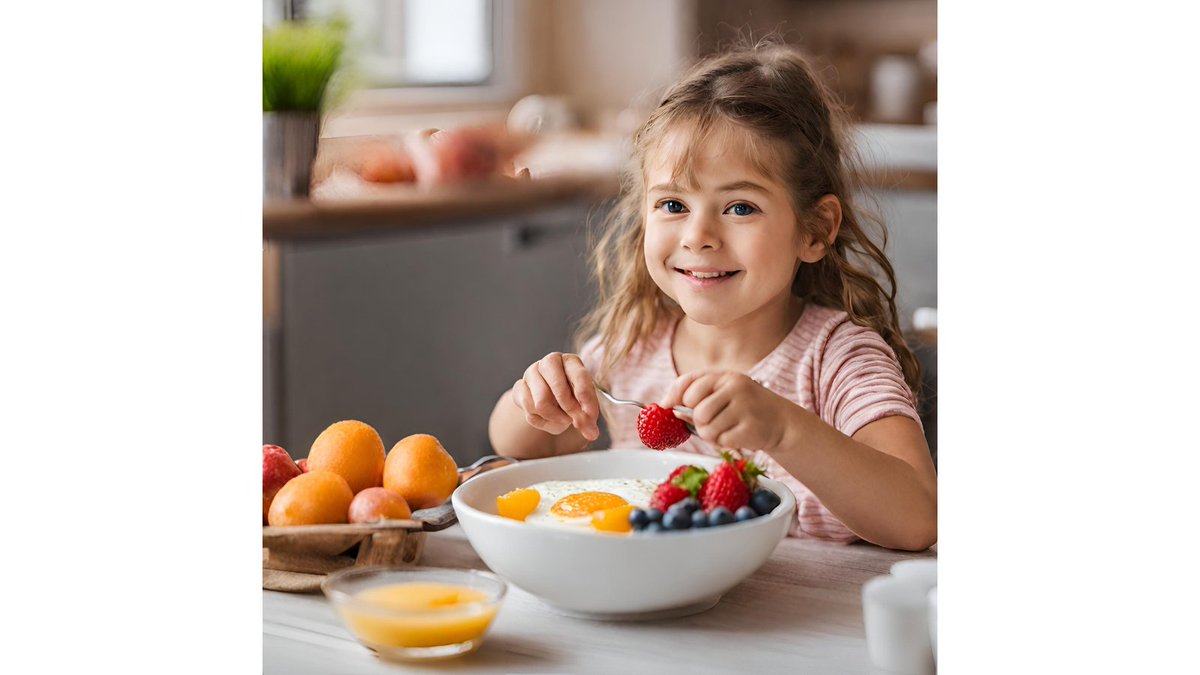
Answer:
[
  {"xmin": 263, "ymin": 173, "xmax": 617, "ymax": 241},
  {"xmin": 262, "ymin": 125, "xmax": 935, "ymax": 242},
  {"xmin": 263, "ymin": 524, "xmax": 935, "ymax": 673}
]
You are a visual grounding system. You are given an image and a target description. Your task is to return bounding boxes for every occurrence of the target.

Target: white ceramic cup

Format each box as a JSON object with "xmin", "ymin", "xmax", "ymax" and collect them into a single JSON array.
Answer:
[
  {"xmin": 890, "ymin": 559, "xmax": 938, "ymax": 594},
  {"xmin": 862, "ymin": 574, "xmax": 935, "ymax": 675},
  {"xmin": 928, "ymin": 586, "xmax": 937, "ymax": 664}
]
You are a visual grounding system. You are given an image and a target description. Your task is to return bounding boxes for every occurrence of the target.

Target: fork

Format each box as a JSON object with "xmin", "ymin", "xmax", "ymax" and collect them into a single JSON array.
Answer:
[{"xmin": 594, "ymin": 384, "xmax": 698, "ymax": 436}]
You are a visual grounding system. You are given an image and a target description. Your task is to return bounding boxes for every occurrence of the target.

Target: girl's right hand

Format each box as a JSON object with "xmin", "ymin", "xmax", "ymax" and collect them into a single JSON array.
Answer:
[{"xmin": 511, "ymin": 352, "xmax": 600, "ymax": 441}]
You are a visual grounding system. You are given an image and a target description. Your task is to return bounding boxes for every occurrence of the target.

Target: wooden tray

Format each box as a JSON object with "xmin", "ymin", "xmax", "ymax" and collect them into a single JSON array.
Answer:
[{"xmin": 262, "ymin": 456, "xmax": 513, "ymax": 592}]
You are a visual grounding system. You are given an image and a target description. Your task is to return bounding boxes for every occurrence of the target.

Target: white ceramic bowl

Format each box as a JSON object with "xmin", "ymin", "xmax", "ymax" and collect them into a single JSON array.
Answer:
[{"xmin": 451, "ymin": 449, "xmax": 796, "ymax": 619}]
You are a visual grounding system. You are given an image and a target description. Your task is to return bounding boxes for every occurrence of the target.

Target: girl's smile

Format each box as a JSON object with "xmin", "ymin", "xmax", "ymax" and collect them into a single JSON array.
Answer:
[{"xmin": 675, "ymin": 266, "xmax": 741, "ymax": 289}]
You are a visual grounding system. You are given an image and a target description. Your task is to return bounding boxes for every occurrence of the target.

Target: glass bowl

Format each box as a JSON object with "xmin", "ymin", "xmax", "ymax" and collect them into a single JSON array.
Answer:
[{"xmin": 321, "ymin": 566, "xmax": 507, "ymax": 662}]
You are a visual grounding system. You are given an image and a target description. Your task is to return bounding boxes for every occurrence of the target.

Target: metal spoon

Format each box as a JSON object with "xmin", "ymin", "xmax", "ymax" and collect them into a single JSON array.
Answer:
[{"xmin": 594, "ymin": 384, "xmax": 698, "ymax": 436}]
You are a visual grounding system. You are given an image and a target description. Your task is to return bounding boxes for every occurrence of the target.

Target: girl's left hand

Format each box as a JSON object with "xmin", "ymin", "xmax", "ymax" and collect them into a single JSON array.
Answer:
[{"xmin": 658, "ymin": 370, "xmax": 794, "ymax": 452}]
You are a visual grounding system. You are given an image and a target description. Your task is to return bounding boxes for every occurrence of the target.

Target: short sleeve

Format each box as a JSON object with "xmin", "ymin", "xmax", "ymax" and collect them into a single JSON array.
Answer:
[{"xmin": 814, "ymin": 320, "xmax": 922, "ymax": 438}]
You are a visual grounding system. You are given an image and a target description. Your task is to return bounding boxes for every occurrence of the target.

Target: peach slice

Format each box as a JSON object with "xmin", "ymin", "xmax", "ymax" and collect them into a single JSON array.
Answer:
[{"xmin": 496, "ymin": 488, "xmax": 540, "ymax": 521}]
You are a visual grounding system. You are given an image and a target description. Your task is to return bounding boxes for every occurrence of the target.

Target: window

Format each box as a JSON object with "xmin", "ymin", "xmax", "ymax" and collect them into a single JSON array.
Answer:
[{"xmin": 303, "ymin": 0, "xmax": 496, "ymax": 87}]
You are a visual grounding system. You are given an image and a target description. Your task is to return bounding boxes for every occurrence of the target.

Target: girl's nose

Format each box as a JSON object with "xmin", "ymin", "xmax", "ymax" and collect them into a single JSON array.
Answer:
[{"xmin": 680, "ymin": 211, "xmax": 720, "ymax": 251}]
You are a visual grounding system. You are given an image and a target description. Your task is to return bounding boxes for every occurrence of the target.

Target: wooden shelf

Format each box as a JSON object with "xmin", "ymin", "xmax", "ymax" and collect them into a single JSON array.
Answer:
[{"xmin": 263, "ymin": 173, "xmax": 619, "ymax": 241}]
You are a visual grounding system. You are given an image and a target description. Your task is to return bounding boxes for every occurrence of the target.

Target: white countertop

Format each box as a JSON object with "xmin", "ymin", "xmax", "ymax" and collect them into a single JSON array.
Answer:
[{"xmin": 264, "ymin": 525, "xmax": 935, "ymax": 673}]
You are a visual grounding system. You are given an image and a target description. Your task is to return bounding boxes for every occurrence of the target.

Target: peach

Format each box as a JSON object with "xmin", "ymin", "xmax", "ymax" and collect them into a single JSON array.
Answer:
[
  {"xmin": 383, "ymin": 434, "xmax": 459, "ymax": 510},
  {"xmin": 348, "ymin": 487, "xmax": 413, "ymax": 524},
  {"xmin": 263, "ymin": 444, "xmax": 303, "ymax": 524},
  {"xmin": 268, "ymin": 471, "xmax": 354, "ymax": 526}
]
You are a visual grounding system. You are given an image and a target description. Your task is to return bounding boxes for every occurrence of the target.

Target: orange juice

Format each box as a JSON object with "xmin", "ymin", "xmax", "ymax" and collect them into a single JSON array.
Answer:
[{"xmin": 337, "ymin": 582, "xmax": 499, "ymax": 649}]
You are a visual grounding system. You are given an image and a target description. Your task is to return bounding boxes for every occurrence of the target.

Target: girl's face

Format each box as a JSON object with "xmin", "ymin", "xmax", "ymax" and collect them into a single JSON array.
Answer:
[{"xmin": 642, "ymin": 122, "xmax": 807, "ymax": 328}]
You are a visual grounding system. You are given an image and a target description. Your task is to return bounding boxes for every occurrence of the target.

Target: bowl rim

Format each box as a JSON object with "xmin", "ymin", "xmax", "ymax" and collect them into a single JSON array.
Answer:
[
  {"xmin": 321, "ymin": 565, "xmax": 508, "ymax": 616},
  {"xmin": 451, "ymin": 449, "xmax": 797, "ymax": 542}
]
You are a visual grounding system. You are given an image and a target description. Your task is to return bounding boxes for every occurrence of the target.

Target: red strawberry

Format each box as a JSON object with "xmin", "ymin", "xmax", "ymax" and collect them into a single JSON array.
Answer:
[
  {"xmin": 699, "ymin": 453, "xmax": 765, "ymax": 513},
  {"xmin": 637, "ymin": 404, "xmax": 691, "ymax": 450},
  {"xmin": 649, "ymin": 482, "xmax": 689, "ymax": 511},
  {"xmin": 650, "ymin": 465, "xmax": 710, "ymax": 510},
  {"xmin": 699, "ymin": 462, "xmax": 750, "ymax": 512}
]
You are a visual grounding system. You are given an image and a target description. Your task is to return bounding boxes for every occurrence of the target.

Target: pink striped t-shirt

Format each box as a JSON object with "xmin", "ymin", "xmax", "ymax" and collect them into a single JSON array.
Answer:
[{"xmin": 578, "ymin": 303, "xmax": 922, "ymax": 543}]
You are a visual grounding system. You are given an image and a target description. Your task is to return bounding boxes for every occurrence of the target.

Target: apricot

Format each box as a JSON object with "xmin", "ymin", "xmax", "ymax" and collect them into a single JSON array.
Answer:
[
  {"xmin": 592, "ymin": 504, "xmax": 636, "ymax": 533},
  {"xmin": 267, "ymin": 471, "xmax": 354, "ymax": 526},
  {"xmin": 308, "ymin": 420, "xmax": 386, "ymax": 493},
  {"xmin": 383, "ymin": 434, "xmax": 459, "ymax": 510},
  {"xmin": 349, "ymin": 487, "xmax": 413, "ymax": 524},
  {"xmin": 496, "ymin": 488, "xmax": 540, "ymax": 521}
]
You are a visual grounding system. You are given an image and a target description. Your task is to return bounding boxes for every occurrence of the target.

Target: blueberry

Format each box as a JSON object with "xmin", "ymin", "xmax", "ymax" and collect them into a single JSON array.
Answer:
[
  {"xmin": 663, "ymin": 510, "xmax": 692, "ymax": 530},
  {"xmin": 629, "ymin": 508, "xmax": 650, "ymax": 530},
  {"xmin": 691, "ymin": 509, "xmax": 711, "ymax": 528},
  {"xmin": 709, "ymin": 507, "xmax": 734, "ymax": 526},
  {"xmin": 751, "ymin": 488, "xmax": 781, "ymax": 516},
  {"xmin": 666, "ymin": 502, "xmax": 690, "ymax": 518},
  {"xmin": 678, "ymin": 497, "xmax": 701, "ymax": 514},
  {"xmin": 643, "ymin": 521, "xmax": 666, "ymax": 533},
  {"xmin": 735, "ymin": 506, "xmax": 758, "ymax": 522},
  {"xmin": 645, "ymin": 508, "xmax": 664, "ymax": 524}
]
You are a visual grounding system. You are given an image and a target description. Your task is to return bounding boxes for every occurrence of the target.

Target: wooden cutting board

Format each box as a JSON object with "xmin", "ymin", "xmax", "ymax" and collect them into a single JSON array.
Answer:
[{"xmin": 262, "ymin": 457, "xmax": 513, "ymax": 592}]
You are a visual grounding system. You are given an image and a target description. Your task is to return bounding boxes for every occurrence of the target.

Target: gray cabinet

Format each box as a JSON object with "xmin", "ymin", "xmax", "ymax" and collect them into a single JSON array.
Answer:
[{"xmin": 271, "ymin": 202, "xmax": 598, "ymax": 465}]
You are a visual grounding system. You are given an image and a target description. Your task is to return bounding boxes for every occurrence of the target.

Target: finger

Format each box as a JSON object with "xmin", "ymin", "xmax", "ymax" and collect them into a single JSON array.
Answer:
[
  {"xmin": 679, "ymin": 373, "xmax": 723, "ymax": 410},
  {"xmin": 525, "ymin": 365, "xmax": 573, "ymax": 429},
  {"xmin": 659, "ymin": 369, "xmax": 714, "ymax": 407},
  {"xmin": 513, "ymin": 380, "xmax": 563, "ymax": 434},
  {"xmin": 562, "ymin": 355, "xmax": 600, "ymax": 440},
  {"xmin": 714, "ymin": 421, "xmax": 750, "ymax": 450},
  {"xmin": 511, "ymin": 379, "xmax": 532, "ymax": 412},
  {"xmin": 699, "ymin": 400, "xmax": 739, "ymax": 441},
  {"xmin": 536, "ymin": 354, "xmax": 588, "ymax": 429},
  {"xmin": 525, "ymin": 410, "xmax": 562, "ymax": 435},
  {"xmin": 691, "ymin": 385, "xmax": 733, "ymax": 428}
]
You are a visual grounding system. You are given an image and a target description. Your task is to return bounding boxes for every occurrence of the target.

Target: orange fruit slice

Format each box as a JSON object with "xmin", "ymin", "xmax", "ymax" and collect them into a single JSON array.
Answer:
[
  {"xmin": 591, "ymin": 504, "xmax": 636, "ymax": 533},
  {"xmin": 496, "ymin": 488, "xmax": 540, "ymax": 521}
]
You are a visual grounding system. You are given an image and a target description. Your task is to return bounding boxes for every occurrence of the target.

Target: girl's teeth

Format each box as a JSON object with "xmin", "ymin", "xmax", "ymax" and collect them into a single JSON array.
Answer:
[{"xmin": 688, "ymin": 271, "xmax": 727, "ymax": 279}]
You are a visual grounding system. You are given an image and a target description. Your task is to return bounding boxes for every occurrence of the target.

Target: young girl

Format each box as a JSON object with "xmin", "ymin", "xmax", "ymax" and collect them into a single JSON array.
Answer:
[{"xmin": 488, "ymin": 44, "xmax": 936, "ymax": 551}]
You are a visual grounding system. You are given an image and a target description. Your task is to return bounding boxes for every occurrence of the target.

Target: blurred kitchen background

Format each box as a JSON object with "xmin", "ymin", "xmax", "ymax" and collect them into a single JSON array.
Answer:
[{"xmin": 263, "ymin": 0, "xmax": 937, "ymax": 466}]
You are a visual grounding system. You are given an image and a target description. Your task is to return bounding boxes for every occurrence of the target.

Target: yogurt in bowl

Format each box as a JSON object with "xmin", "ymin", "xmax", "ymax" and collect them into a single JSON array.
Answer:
[{"xmin": 451, "ymin": 448, "xmax": 796, "ymax": 619}]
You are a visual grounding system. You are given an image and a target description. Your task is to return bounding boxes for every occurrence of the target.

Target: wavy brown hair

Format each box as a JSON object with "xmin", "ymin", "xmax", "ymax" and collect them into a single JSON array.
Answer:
[{"xmin": 575, "ymin": 43, "xmax": 921, "ymax": 398}]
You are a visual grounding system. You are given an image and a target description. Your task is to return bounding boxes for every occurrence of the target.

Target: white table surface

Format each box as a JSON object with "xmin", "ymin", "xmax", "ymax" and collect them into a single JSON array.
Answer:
[{"xmin": 264, "ymin": 525, "xmax": 935, "ymax": 674}]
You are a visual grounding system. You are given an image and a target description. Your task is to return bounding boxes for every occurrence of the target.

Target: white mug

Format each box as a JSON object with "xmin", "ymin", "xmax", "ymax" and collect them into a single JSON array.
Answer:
[
  {"xmin": 863, "ymin": 574, "xmax": 935, "ymax": 675},
  {"xmin": 928, "ymin": 586, "xmax": 938, "ymax": 664},
  {"xmin": 891, "ymin": 559, "xmax": 938, "ymax": 594}
]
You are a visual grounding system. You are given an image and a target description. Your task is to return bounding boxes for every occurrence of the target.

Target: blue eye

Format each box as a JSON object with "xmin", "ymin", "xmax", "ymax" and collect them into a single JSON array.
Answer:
[
  {"xmin": 727, "ymin": 203, "xmax": 757, "ymax": 217},
  {"xmin": 660, "ymin": 200, "xmax": 686, "ymax": 214}
]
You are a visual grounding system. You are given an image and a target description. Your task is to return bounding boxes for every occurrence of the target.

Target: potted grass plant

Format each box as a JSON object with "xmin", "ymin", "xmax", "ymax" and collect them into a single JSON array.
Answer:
[{"xmin": 263, "ymin": 19, "xmax": 346, "ymax": 198}]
